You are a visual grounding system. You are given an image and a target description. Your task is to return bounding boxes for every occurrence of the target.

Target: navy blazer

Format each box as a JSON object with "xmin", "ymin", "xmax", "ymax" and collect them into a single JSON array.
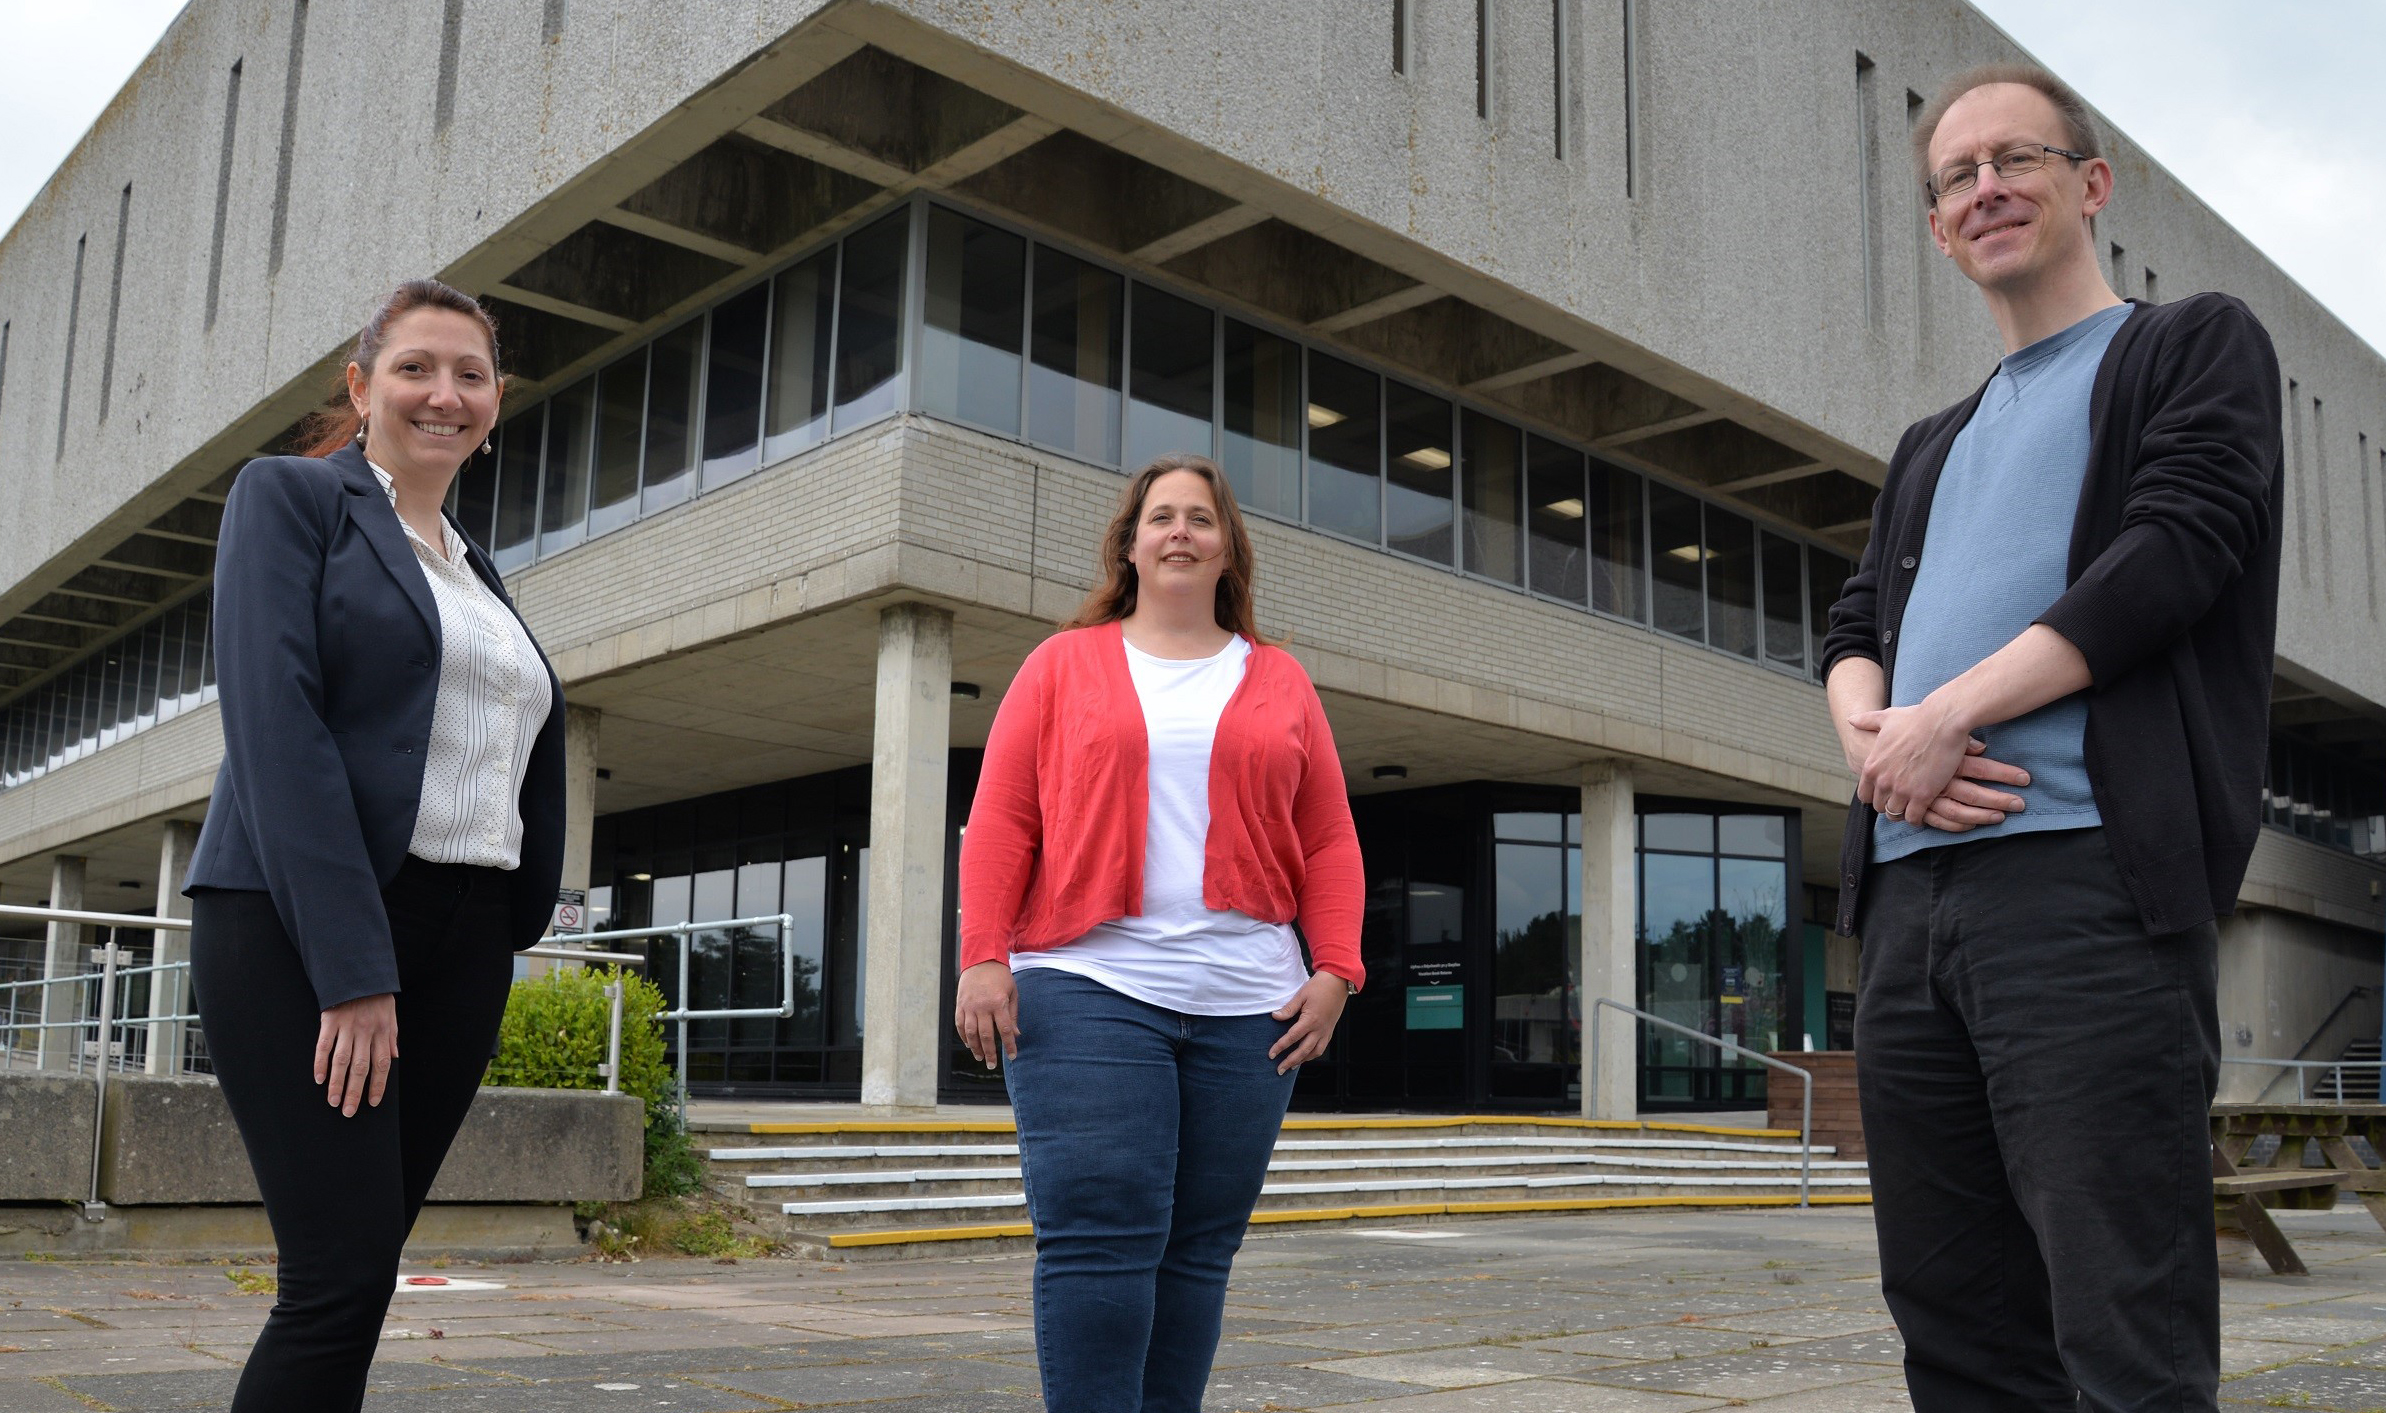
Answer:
[{"xmin": 187, "ymin": 442, "xmax": 567, "ymax": 1009}]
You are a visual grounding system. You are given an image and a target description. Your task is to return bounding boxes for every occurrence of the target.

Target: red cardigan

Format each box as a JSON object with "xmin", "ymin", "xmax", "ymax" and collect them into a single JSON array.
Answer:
[{"xmin": 958, "ymin": 622, "xmax": 1366, "ymax": 989}]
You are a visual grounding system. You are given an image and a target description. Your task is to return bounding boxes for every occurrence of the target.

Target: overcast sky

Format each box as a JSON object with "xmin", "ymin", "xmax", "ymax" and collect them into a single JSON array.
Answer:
[{"xmin": 0, "ymin": 1, "xmax": 2378, "ymax": 357}]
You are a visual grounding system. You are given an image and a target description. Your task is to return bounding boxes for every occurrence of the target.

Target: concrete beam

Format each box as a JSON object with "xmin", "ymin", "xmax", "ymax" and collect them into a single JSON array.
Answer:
[
  {"xmin": 1819, "ymin": 517, "xmax": 1874, "ymax": 536},
  {"xmin": 1309, "ymin": 283, "xmax": 1443, "ymax": 334},
  {"xmin": 738, "ymin": 115, "xmax": 913, "ymax": 188},
  {"xmin": 1467, "ymin": 351, "xmax": 1600, "ymax": 393},
  {"xmin": 594, "ymin": 208, "xmax": 765, "ymax": 268},
  {"xmin": 1594, "ymin": 408, "xmax": 1727, "ymax": 448},
  {"xmin": 913, "ymin": 114, "xmax": 1061, "ymax": 188},
  {"xmin": 1712, "ymin": 462, "xmax": 1833, "ymax": 494},
  {"xmin": 861, "ymin": 603, "xmax": 953, "ymax": 1111},
  {"xmin": 483, "ymin": 283, "xmax": 639, "ymax": 335},
  {"xmin": 1579, "ymin": 760, "xmax": 1638, "ymax": 1121},
  {"xmin": 1131, "ymin": 203, "xmax": 1269, "ymax": 264}
]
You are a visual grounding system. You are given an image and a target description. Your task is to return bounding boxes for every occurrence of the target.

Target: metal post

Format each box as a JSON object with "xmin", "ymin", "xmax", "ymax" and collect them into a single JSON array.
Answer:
[
  {"xmin": 602, "ymin": 978, "xmax": 623, "ymax": 1096},
  {"xmin": 1588, "ymin": 1003, "xmax": 1605, "ymax": 1119},
  {"xmin": 85, "ymin": 942, "xmax": 121, "ymax": 1219},
  {"xmin": 676, "ymin": 923, "xmax": 692, "ymax": 1126},
  {"xmin": 1799, "ymin": 1068, "xmax": 1813, "ymax": 1208}
]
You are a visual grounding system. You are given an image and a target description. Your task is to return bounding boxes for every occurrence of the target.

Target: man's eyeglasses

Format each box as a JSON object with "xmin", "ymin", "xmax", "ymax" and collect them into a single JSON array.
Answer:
[{"xmin": 1925, "ymin": 143, "xmax": 2089, "ymax": 202}]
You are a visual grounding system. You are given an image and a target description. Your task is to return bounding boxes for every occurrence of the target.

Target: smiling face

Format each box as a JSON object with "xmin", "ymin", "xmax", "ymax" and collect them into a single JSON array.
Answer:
[
  {"xmin": 1925, "ymin": 82, "xmax": 2111, "ymax": 296},
  {"xmin": 1128, "ymin": 469, "xmax": 1230, "ymax": 601},
  {"xmin": 346, "ymin": 306, "xmax": 502, "ymax": 474}
]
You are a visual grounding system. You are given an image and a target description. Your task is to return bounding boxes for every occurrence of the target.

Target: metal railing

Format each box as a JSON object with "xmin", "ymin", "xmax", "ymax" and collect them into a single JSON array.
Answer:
[
  {"xmin": 2223, "ymin": 1056, "xmax": 2386, "ymax": 1104},
  {"xmin": 1586, "ymin": 997, "xmax": 1813, "ymax": 1207}
]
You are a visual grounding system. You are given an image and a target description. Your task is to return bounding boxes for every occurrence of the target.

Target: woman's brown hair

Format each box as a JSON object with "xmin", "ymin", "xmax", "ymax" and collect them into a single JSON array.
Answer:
[
  {"xmin": 1062, "ymin": 454, "xmax": 1273, "ymax": 643},
  {"xmin": 292, "ymin": 279, "xmax": 503, "ymax": 457}
]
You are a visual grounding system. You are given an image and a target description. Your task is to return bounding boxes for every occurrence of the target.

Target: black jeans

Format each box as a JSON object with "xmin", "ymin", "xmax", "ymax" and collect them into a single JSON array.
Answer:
[
  {"xmin": 191, "ymin": 856, "xmax": 516, "ymax": 1413},
  {"xmin": 1855, "ymin": 828, "xmax": 2220, "ymax": 1413}
]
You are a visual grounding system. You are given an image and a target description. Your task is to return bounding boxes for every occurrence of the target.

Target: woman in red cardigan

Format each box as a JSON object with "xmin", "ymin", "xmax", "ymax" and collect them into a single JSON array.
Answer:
[{"xmin": 956, "ymin": 453, "xmax": 1364, "ymax": 1413}]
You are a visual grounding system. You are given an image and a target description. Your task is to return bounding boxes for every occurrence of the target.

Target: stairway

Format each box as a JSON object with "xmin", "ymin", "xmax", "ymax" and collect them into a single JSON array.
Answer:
[
  {"xmin": 691, "ymin": 1115, "xmax": 1870, "ymax": 1258},
  {"xmin": 2315, "ymin": 1038, "xmax": 2384, "ymax": 1103}
]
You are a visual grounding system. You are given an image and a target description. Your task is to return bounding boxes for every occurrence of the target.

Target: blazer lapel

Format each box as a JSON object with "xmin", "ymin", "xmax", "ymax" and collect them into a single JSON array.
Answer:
[{"xmin": 329, "ymin": 443, "xmax": 441, "ymax": 641}]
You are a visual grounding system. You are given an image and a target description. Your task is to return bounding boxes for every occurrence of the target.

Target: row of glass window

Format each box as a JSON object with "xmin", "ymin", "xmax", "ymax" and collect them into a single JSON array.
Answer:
[
  {"xmin": 2266, "ymin": 732, "xmax": 2386, "ymax": 861},
  {"xmin": 446, "ymin": 194, "xmax": 1856, "ymax": 681},
  {"xmin": 0, "ymin": 595, "xmax": 216, "ymax": 791}
]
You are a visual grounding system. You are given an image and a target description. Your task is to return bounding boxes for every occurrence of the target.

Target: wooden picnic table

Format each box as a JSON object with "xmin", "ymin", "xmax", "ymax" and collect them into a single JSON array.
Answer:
[{"xmin": 2211, "ymin": 1104, "xmax": 2386, "ymax": 1275}]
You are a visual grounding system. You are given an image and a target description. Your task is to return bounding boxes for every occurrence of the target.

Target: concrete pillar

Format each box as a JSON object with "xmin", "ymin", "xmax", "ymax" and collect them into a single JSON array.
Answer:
[
  {"xmin": 143, "ymin": 820, "xmax": 201, "ymax": 1075},
  {"xmin": 861, "ymin": 603, "xmax": 953, "ymax": 1111},
  {"xmin": 533, "ymin": 703, "xmax": 604, "ymax": 975},
  {"xmin": 36, "ymin": 856, "xmax": 86, "ymax": 1071},
  {"xmin": 1579, "ymin": 760, "xmax": 1637, "ymax": 1120}
]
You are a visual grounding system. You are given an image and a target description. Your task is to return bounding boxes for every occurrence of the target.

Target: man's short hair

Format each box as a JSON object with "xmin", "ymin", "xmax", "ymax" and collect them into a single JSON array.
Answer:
[{"xmin": 1910, "ymin": 63, "xmax": 2104, "ymax": 187}]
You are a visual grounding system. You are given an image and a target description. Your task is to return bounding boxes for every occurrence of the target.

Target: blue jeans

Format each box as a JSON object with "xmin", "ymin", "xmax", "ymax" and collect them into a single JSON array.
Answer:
[{"xmin": 1005, "ymin": 967, "xmax": 1297, "ymax": 1413}]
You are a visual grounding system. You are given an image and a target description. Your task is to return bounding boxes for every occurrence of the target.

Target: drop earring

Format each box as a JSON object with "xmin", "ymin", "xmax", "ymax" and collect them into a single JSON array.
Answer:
[{"xmin": 481, "ymin": 436, "xmax": 494, "ymax": 455}]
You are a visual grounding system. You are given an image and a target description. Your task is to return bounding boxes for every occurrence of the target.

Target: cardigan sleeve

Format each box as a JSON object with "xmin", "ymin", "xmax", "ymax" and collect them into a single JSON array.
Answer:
[
  {"xmin": 1818, "ymin": 419, "xmax": 1922, "ymax": 683},
  {"xmin": 957, "ymin": 642, "xmax": 1049, "ymax": 969},
  {"xmin": 1288, "ymin": 680, "xmax": 1367, "ymax": 991},
  {"xmin": 2036, "ymin": 296, "xmax": 2282, "ymax": 685},
  {"xmin": 210, "ymin": 458, "xmax": 401, "ymax": 1008}
]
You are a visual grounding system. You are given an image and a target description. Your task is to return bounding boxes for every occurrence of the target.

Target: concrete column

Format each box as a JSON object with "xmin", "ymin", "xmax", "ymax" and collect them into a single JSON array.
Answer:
[
  {"xmin": 861, "ymin": 603, "xmax": 953, "ymax": 1111},
  {"xmin": 143, "ymin": 820, "xmax": 201, "ymax": 1075},
  {"xmin": 36, "ymin": 856, "xmax": 86, "ymax": 1071},
  {"xmin": 533, "ymin": 703, "xmax": 604, "ymax": 975},
  {"xmin": 1579, "ymin": 760, "xmax": 1637, "ymax": 1120}
]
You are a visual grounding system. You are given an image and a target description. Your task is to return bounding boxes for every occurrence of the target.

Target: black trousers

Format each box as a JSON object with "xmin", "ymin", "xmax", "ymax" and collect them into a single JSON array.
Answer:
[
  {"xmin": 192, "ymin": 856, "xmax": 516, "ymax": 1413},
  {"xmin": 1855, "ymin": 828, "xmax": 2220, "ymax": 1413}
]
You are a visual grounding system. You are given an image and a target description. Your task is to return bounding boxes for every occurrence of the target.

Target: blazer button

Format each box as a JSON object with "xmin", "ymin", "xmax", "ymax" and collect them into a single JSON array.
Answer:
[
  {"xmin": 1880, "ymin": 629, "xmax": 1894, "ymax": 643},
  {"xmin": 1900, "ymin": 556, "xmax": 1917, "ymax": 570}
]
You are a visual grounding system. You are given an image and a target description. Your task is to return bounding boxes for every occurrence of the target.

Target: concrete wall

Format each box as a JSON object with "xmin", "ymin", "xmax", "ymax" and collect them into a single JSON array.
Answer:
[
  {"xmin": 2217, "ymin": 906, "xmax": 2384, "ymax": 1103},
  {"xmin": 2, "ymin": 0, "xmax": 2379, "ymax": 707}
]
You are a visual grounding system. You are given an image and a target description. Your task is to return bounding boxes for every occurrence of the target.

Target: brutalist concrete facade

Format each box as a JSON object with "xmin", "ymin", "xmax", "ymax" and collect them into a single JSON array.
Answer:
[{"xmin": 0, "ymin": 0, "xmax": 2378, "ymax": 1109}]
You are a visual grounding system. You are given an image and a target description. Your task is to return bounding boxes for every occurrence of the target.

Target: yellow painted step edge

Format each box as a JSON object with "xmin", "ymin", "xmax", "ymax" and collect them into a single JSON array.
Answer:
[
  {"xmin": 822, "ymin": 1193, "xmax": 1872, "ymax": 1248},
  {"xmin": 756, "ymin": 1116, "xmax": 1803, "ymax": 1141}
]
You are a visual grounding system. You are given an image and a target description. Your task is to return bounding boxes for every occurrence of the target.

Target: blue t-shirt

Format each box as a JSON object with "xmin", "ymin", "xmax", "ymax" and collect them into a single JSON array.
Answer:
[{"xmin": 1874, "ymin": 302, "xmax": 2133, "ymax": 863}]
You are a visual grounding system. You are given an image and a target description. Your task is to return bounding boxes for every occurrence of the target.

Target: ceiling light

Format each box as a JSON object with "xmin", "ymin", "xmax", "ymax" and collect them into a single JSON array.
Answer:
[
  {"xmin": 1665, "ymin": 544, "xmax": 1717, "ymax": 562},
  {"xmin": 1542, "ymin": 498, "xmax": 1585, "ymax": 519},
  {"xmin": 1306, "ymin": 403, "xmax": 1347, "ymax": 429},
  {"xmin": 630, "ymin": 872, "xmax": 653, "ymax": 882},
  {"xmin": 1373, "ymin": 765, "xmax": 1408, "ymax": 780},
  {"xmin": 951, "ymin": 682, "xmax": 982, "ymax": 701},
  {"xmin": 1399, "ymin": 447, "xmax": 1452, "ymax": 471}
]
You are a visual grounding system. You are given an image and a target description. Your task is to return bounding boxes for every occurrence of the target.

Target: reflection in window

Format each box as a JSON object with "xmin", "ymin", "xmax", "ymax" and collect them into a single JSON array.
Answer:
[
  {"xmin": 589, "ymin": 350, "xmax": 645, "ymax": 538},
  {"xmin": 640, "ymin": 319, "xmax": 703, "ymax": 513},
  {"xmin": 1525, "ymin": 435, "xmax": 1587, "ymax": 604},
  {"xmin": 833, "ymin": 209, "xmax": 909, "ymax": 430},
  {"xmin": 765, "ymin": 249, "xmax": 835, "ymax": 463},
  {"xmin": 1305, "ymin": 351, "xmax": 1381, "ymax": 542},
  {"xmin": 1648, "ymin": 481, "xmax": 1703, "ymax": 641},
  {"xmin": 1590, "ymin": 459, "xmax": 1645, "ymax": 622},
  {"xmin": 1640, "ymin": 850, "xmax": 1713, "ymax": 1100},
  {"xmin": 1222, "ymin": 318, "xmax": 1300, "ymax": 519},
  {"xmin": 1028, "ymin": 246, "xmax": 1122, "ymax": 465},
  {"xmin": 1761, "ymin": 531, "xmax": 1805, "ymax": 674},
  {"xmin": 1705, "ymin": 505, "xmax": 1757, "ymax": 660},
  {"xmin": 452, "ymin": 436, "xmax": 498, "ymax": 548},
  {"xmin": 539, "ymin": 377, "xmax": 593, "ymax": 557},
  {"xmin": 1492, "ymin": 826, "xmax": 1580, "ymax": 1096},
  {"xmin": 780, "ymin": 856, "xmax": 828, "ymax": 1046},
  {"xmin": 700, "ymin": 282, "xmax": 770, "ymax": 489},
  {"xmin": 1385, "ymin": 380, "xmax": 1454, "ymax": 564},
  {"xmin": 1462, "ymin": 411, "xmax": 1523, "ymax": 584},
  {"xmin": 1807, "ymin": 549, "xmax": 1852, "ymax": 684},
  {"xmin": 920, "ymin": 209, "xmax": 1025, "ymax": 436},
  {"xmin": 1127, "ymin": 282, "xmax": 1214, "ymax": 468},
  {"xmin": 491, "ymin": 406, "xmax": 543, "ymax": 573}
]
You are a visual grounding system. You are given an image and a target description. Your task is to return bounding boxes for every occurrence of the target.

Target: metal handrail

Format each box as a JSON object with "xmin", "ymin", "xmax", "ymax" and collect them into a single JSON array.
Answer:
[
  {"xmin": 1587, "ymin": 997, "xmax": 1813, "ymax": 1207},
  {"xmin": 2222, "ymin": 1056, "xmax": 2386, "ymax": 1105}
]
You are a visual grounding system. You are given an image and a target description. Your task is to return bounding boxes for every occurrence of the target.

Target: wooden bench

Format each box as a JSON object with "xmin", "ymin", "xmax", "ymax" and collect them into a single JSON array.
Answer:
[{"xmin": 2211, "ymin": 1104, "xmax": 2386, "ymax": 1275}]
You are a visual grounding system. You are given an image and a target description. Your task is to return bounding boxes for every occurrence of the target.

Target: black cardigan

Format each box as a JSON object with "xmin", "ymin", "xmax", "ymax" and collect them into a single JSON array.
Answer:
[{"xmin": 1820, "ymin": 294, "xmax": 2284, "ymax": 937}]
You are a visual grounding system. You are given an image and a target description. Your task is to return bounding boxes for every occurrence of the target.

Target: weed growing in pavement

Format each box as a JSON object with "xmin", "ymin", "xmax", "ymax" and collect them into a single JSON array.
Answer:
[
  {"xmin": 577, "ymin": 1194, "xmax": 779, "ymax": 1263},
  {"xmin": 223, "ymin": 1269, "xmax": 277, "ymax": 1296}
]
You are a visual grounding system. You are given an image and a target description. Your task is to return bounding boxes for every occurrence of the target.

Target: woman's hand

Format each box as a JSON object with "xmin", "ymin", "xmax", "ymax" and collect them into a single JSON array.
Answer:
[
  {"xmin": 316, "ymin": 993, "xmax": 398, "ymax": 1117},
  {"xmin": 1269, "ymin": 972, "xmax": 1351, "ymax": 1076},
  {"xmin": 954, "ymin": 961, "xmax": 1020, "ymax": 1070}
]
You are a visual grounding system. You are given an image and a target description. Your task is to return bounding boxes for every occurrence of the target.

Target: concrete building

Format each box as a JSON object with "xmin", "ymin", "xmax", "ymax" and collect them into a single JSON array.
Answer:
[{"xmin": 0, "ymin": 0, "xmax": 2378, "ymax": 1112}]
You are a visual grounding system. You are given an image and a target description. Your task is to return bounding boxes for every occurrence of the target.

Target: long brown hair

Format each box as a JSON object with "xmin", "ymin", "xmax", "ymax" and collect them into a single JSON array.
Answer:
[
  {"xmin": 292, "ymin": 279, "xmax": 503, "ymax": 457},
  {"xmin": 1062, "ymin": 454, "xmax": 1273, "ymax": 642}
]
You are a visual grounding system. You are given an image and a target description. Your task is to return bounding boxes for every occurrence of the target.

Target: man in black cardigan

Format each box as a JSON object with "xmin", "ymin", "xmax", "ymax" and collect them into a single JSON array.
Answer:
[{"xmin": 1822, "ymin": 64, "xmax": 2282, "ymax": 1411}]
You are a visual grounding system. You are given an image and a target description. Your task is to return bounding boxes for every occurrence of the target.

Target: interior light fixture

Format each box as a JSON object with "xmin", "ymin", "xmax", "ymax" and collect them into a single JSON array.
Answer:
[
  {"xmin": 1542, "ymin": 498, "xmax": 1586, "ymax": 519},
  {"xmin": 629, "ymin": 872, "xmax": 653, "ymax": 882},
  {"xmin": 1306, "ymin": 403, "xmax": 1347, "ymax": 429},
  {"xmin": 951, "ymin": 681, "xmax": 982, "ymax": 701},
  {"xmin": 1373, "ymin": 765, "xmax": 1409, "ymax": 780},
  {"xmin": 1665, "ymin": 544, "xmax": 1717, "ymax": 562},
  {"xmin": 1399, "ymin": 447, "xmax": 1452, "ymax": 471}
]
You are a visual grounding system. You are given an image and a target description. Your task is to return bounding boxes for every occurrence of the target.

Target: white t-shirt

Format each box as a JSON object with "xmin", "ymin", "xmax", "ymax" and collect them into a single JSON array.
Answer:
[{"xmin": 1012, "ymin": 634, "xmax": 1311, "ymax": 1015}]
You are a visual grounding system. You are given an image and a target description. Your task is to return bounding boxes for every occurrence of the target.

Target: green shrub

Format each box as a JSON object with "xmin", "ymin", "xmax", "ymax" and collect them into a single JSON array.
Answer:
[{"xmin": 487, "ymin": 965, "xmax": 699, "ymax": 1199}]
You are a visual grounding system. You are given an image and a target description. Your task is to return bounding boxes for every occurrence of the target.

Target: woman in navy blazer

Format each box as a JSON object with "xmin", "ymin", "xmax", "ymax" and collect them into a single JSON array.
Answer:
[{"xmin": 186, "ymin": 279, "xmax": 564, "ymax": 1412}]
